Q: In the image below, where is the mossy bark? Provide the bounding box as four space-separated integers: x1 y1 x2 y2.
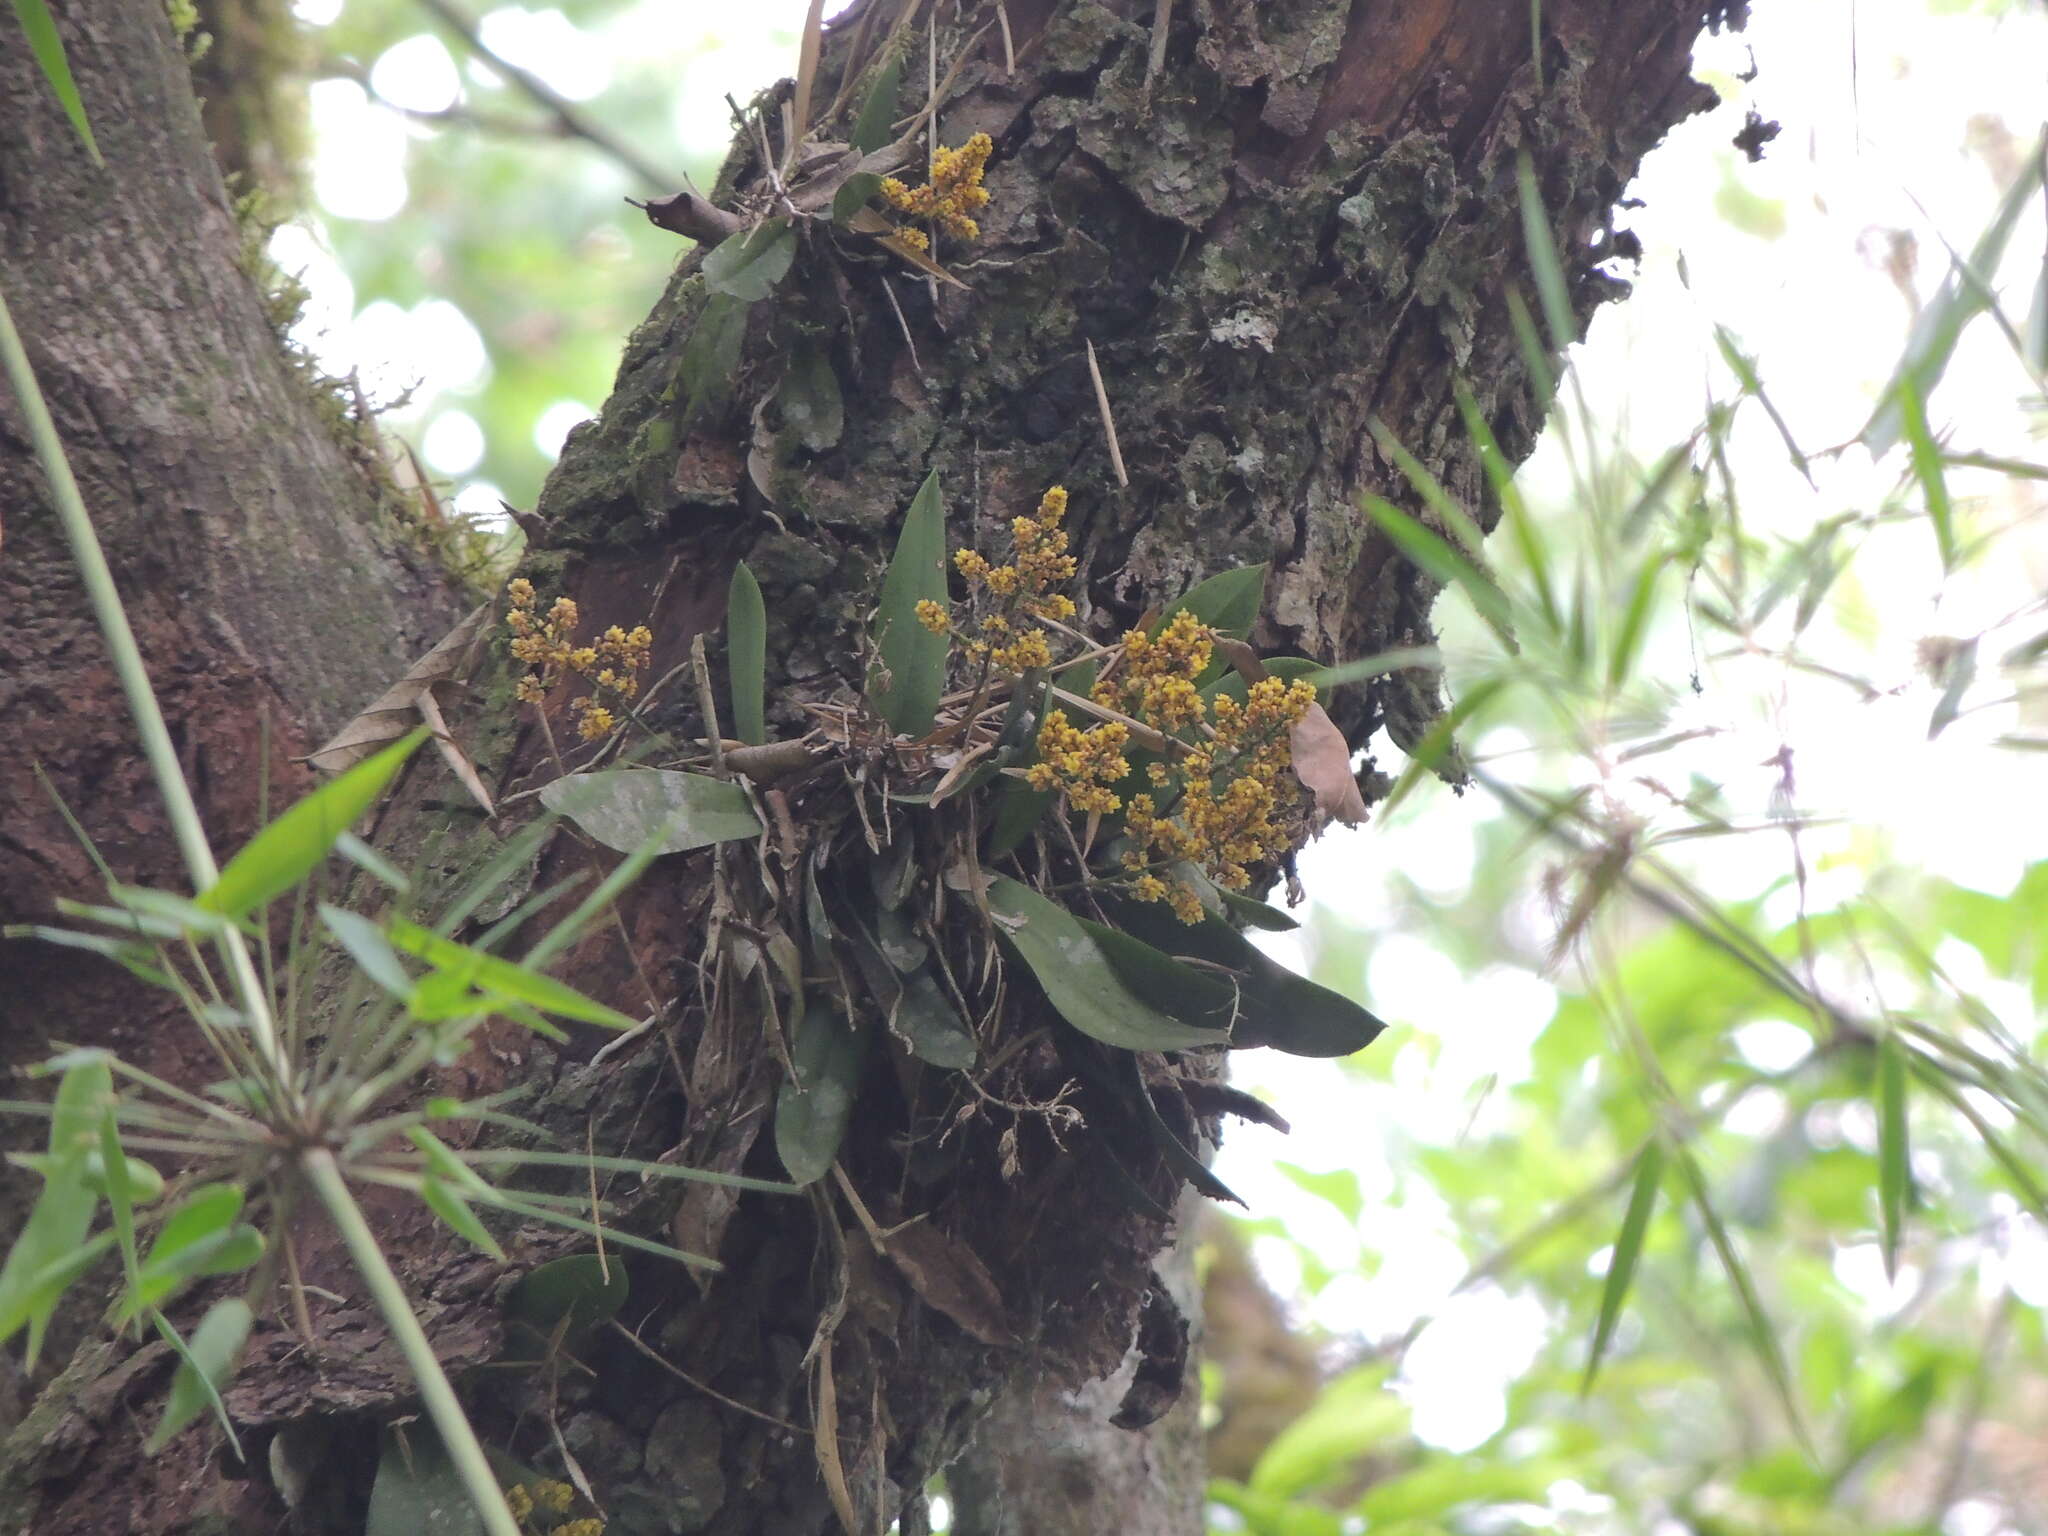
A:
0 1 1721 1533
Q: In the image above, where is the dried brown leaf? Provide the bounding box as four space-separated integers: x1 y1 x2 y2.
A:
1290 703 1368 825
815 1338 860 1536
414 690 494 816
1213 637 1265 682
839 205 971 289
789 0 827 156
304 603 491 775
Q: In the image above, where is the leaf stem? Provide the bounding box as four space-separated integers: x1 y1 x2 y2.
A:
300 1149 520 1536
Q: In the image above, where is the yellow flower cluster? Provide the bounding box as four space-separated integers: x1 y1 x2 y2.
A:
934 485 1077 673
505 1478 603 1534
1096 610 1210 730
506 578 653 742
1024 710 1129 814
1118 674 1316 918
881 132 993 243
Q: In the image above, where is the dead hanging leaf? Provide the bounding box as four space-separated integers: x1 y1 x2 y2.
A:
413 690 497 818
304 604 496 814
814 1338 860 1536
1290 703 1367 825
1213 637 1265 681
878 1218 1012 1348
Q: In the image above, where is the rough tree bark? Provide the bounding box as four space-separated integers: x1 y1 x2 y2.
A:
0 1 1727 1533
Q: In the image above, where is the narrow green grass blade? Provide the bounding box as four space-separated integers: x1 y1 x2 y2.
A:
1305 646 1442 691
1712 326 1813 485
1582 1138 1662 1394
1369 421 1489 557
727 560 767 746
1877 1033 1911 1281
1381 674 1508 815
147 1298 252 1454
200 729 428 917
1516 149 1574 351
11 0 102 166
97 1112 143 1327
1362 495 1517 650
1672 1145 1810 1453
1865 136 2045 454
1897 376 1955 572
1606 554 1664 692
1456 387 1559 633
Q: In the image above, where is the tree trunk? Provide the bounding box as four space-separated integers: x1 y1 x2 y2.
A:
0 1 1723 1533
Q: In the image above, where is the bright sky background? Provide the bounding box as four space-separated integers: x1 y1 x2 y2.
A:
282 0 2048 1479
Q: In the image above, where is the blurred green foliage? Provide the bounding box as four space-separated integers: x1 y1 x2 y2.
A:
292 0 802 509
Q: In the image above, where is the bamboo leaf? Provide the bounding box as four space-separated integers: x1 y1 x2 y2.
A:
1516 149 1575 350
0 1056 111 1365
540 767 763 854
386 919 638 1030
1304 646 1443 691
11 0 101 166
116 1230 264 1326
1865 138 2046 454
1369 421 1488 557
1362 495 1517 650
1380 675 1508 815
1607 553 1664 691
147 1297 253 1453
320 904 415 1001
1583 1140 1662 1393
727 561 768 746
868 469 950 736
97 1113 142 1318
1672 1145 1809 1451
2 924 172 985
700 217 796 302
1713 326 1813 484
200 730 428 917
420 1177 504 1261
987 877 1231 1053
1898 376 1956 572
1456 386 1558 629
1878 1034 1911 1281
